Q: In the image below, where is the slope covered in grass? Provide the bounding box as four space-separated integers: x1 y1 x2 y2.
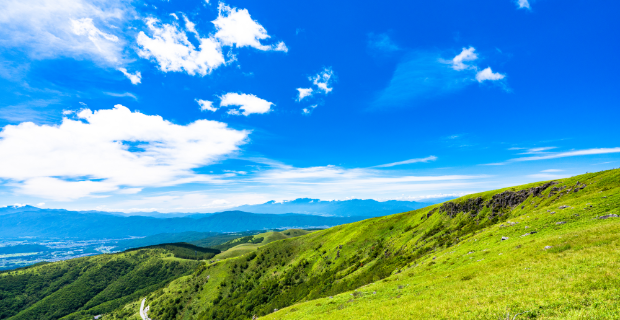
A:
125 243 220 261
211 229 313 260
0 247 202 320
92 170 620 319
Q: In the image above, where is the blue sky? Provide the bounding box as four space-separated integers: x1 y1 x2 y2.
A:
0 0 618 213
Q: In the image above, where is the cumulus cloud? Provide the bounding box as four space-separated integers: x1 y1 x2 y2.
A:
220 93 273 116
475 67 506 82
296 88 313 101
137 4 286 76
517 0 530 9
117 67 141 84
451 47 478 71
0 0 130 64
137 18 226 76
213 3 287 52
196 99 217 112
311 68 334 94
0 105 248 200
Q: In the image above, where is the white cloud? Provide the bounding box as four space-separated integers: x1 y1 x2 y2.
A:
0 105 249 200
541 169 563 173
213 3 287 52
182 14 198 36
103 92 138 100
117 67 141 84
452 47 478 71
118 188 142 194
70 18 120 62
302 105 317 115
475 67 505 82
220 93 273 116
196 99 217 112
517 0 530 9
518 147 556 154
16 177 118 201
137 18 226 76
170 13 179 20
512 148 620 162
296 88 313 101
0 0 131 64
137 4 286 76
311 68 334 93
373 156 438 168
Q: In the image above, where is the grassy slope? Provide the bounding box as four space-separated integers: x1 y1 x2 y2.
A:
105 169 620 319
0 246 201 320
190 231 263 249
212 230 312 260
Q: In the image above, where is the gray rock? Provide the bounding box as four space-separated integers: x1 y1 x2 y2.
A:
598 214 619 219
544 246 553 250
555 221 566 225
501 236 509 241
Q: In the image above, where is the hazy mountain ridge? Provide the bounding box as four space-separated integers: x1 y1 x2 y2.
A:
230 197 452 217
0 210 365 240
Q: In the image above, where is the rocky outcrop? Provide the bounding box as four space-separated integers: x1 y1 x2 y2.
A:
548 181 587 198
438 197 485 218
438 181 558 219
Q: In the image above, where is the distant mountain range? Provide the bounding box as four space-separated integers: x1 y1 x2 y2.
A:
230 197 453 217
0 198 452 240
0 209 364 240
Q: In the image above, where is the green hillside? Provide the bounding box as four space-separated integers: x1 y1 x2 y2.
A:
0 245 203 320
97 168 620 320
211 229 313 260
125 243 220 260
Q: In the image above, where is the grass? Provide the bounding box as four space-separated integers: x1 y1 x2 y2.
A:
87 169 620 319
212 229 312 260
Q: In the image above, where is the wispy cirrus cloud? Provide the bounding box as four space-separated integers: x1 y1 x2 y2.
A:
372 156 437 168
513 148 620 162
484 147 620 166
0 0 132 64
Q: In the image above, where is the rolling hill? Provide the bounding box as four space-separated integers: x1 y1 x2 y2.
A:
104 168 620 320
